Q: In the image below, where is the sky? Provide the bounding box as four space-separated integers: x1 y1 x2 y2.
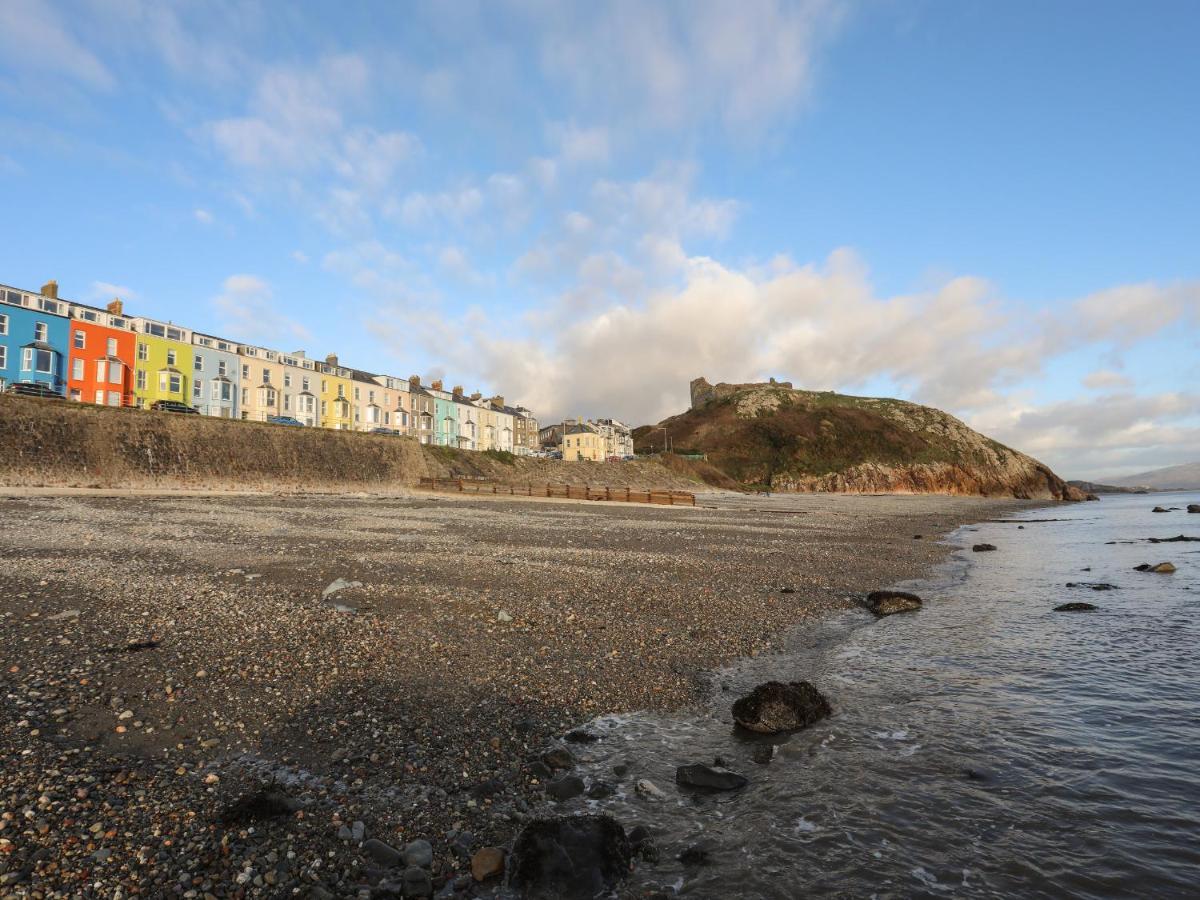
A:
1 0 1197 480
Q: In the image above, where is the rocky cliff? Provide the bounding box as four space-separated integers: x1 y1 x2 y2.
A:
638 379 1083 500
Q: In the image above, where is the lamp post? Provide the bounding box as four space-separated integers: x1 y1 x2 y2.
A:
657 426 670 455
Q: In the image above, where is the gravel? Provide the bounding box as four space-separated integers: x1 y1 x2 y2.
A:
0 489 1037 896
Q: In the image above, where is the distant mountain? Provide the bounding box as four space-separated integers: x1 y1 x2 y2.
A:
633 378 1083 499
1068 480 1148 495
1100 461 1200 491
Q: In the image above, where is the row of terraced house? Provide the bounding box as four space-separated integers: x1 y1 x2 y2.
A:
0 279 539 454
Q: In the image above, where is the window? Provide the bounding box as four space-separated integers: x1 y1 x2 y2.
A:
0 313 7 335
337 384 345 399
283 394 290 411
159 372 182 394
284 373 291 388
95 390 104 405
264 388 276 406
242 364 250 379
165 326 183 342
321 379 327 393
136 369 146 390
241 388 248 405
108 391 120 407
354 386 360 400
73 359 84 381
38 298 59 314
69 388 80 401
171 373 182 393
0 346 5 368
107 337 117 356
144 321 165 337
214 381 233 402
35 322 48 342
302 377 310 391
193 380 202 399
166 349 176 366
138 342 147 361
368 389 375 403
321 400 327 416
218 360 228 377
74 330 85 349
194 354 203 372
111 318 127 329
262 368 271 384
95 359 107 382
78 309 98 322
23 347 54 373
108 361 121 384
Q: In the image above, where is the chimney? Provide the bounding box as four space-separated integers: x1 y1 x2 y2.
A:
409 375 421 387
452 385 463 399
470 391 482 402
491 396 504 408
431 379 443 391
106 297 124 316
41 280 58 299
325 353 339 367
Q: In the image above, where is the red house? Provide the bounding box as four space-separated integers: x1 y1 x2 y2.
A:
66 298 137 406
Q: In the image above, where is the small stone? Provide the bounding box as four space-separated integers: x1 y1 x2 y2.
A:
118 710 134 720
470 847 504 882
635 779 667 801
972 543 998 552
351 820 365 843
362 838 404 868
546 775 585 802
1054 602 1097 612
402 865 432 897
204 773 219 785
403 839 433 869
541 747 574 771
675 764 748 791
496 610 513 623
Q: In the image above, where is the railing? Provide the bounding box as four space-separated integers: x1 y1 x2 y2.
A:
418 477 695 506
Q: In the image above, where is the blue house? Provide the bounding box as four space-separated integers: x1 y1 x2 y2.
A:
0 281 71 395
190 332 242 418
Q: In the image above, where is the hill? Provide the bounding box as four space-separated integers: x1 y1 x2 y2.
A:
632 378 1082 499
1099 461 1200 491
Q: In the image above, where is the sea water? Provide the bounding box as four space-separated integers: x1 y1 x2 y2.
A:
572 492 1200 898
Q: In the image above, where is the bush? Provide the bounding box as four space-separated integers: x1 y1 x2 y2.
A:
483 449 517 466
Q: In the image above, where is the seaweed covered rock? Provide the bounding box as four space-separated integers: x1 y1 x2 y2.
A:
865 590 923 616
508 815 632 900
731 681 831 734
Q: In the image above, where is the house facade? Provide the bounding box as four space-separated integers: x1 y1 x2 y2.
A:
425 381 460 446
0 281 70 395
191 332 241 419
373 374 412 434
592 418 634 458
511 405 538 455
132 316 193 408
562 422 605 461
406 376 436 443
67 299 136 407
318 356 353 429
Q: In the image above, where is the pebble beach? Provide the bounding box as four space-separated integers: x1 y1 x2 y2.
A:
0 489 1040 897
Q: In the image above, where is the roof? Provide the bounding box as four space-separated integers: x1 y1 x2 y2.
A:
565 422 598 435
21 341 59 352
349 368 380 384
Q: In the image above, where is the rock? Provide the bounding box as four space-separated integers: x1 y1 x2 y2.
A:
508 815 632 900
220 786 300 824
351 820 366 843
1188 505 1199 513
470 847 504 882
751 745 776 765
679 845 710 866
587 780 615 799
676 764 748 791
1136 562 1177 573
47 608 81 621
496 610 513 623
363 839 404 868
470 777 505 799
1147 535 1200 543
545 775 585 802
635 779 668 801
1054 602 1097 612
1152 506 1169 513
541 747 575 771
402 865 432 897
403 839 433 869
779 587 796 594
731 681 831 734
1065 582 1116 591
321 577 362 598
972 543 997 552
337 824 353 841
864 590 922 616
564 729 598 743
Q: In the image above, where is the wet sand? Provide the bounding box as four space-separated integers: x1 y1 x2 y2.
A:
0 490 1044 897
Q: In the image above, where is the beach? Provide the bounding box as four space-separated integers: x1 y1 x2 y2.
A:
0 489 1039 897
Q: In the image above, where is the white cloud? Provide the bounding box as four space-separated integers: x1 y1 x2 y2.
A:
548 122 611 165
194 208 214 225
0 0 115 90
291 250 309 265
88 281 138 302
390 186 484 228
211 274 311 345
1082 369 1133 390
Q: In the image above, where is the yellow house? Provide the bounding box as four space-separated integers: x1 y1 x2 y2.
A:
319 354 354 430
562 422 605 461
132 317 193 408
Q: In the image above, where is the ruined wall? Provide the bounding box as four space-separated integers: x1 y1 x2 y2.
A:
689 376 794 410
0 395 432 491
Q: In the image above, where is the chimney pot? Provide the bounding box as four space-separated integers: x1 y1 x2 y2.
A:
325 353 339 367
106 297 124 316
409 375 421 386
431 379 443 391
41 280 58 299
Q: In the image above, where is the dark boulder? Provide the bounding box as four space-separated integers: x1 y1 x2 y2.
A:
564 729 599 743
675 764 748 792
1188 505 1200 513
678 845 710 866
865 590 922 616
1054 602 1097 612
541 747 575 771
1147 535 1200 543
545 775 585 802
732 681 831 734
1152 506 1169 513
1136 562 1177 573
509 815 632 900
972 543 998 552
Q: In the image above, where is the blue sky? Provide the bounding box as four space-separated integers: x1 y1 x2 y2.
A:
1 0 1197 478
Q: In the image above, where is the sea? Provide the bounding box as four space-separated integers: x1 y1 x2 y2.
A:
573 491 1200 898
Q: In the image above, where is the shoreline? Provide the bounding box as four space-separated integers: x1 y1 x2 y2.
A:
0 491 1050 897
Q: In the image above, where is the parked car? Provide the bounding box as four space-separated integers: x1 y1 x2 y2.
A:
266 415 305 426
369 427 400 435
549 450 563 460
150 399 199 414
4 382 65 400
622 455 636 461
606 455 622 463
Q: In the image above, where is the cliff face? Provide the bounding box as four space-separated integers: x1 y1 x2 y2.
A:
638 380 1083 500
